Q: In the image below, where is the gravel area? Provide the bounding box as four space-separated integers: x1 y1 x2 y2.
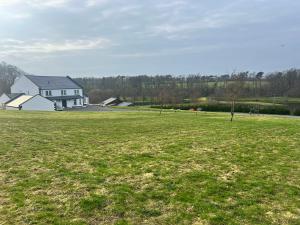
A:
64 105 132 112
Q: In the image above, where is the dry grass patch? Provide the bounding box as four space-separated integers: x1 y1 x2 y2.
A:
0 110 299 225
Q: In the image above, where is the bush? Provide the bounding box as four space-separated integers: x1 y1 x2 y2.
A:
151 103 292 116
260 107 290 115
293 109 300 116
133 101 155 106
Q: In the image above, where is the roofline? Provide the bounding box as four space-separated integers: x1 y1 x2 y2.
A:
6 95 33 107
67 76 84 89
40 88 83 90
46 95 83 100
20 94 53 106
25 74 83 90
0 93 8 98
24 74 40 88
4 93 25 104
19 95 34 106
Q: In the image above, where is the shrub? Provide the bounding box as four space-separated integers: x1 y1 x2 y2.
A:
151 103 291 116
260 107 290 115
293 109 300 116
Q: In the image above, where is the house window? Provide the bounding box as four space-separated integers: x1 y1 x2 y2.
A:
61 90 67 96
45 90 52 96
74 99 77 105
74 90 80 95
79 99 82 105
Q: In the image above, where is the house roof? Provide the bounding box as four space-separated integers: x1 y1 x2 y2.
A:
118 102 133 107
102 97 120 106
7 93 24 100
5 93 25 104
25 75 81 90
6 95 33 108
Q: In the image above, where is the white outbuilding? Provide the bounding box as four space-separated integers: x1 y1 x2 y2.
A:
6 95 55 111
0 93 24 109
0 93 10 109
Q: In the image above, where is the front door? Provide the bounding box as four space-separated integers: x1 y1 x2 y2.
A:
62 100 67 108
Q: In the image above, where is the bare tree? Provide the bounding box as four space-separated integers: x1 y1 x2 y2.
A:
226 73 246 122
0 62 26 95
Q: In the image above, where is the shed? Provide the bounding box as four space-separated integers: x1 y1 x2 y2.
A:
101 97 122 106
0 93 24 109
0 93 10 109
118 102 133 107
6 95 55 111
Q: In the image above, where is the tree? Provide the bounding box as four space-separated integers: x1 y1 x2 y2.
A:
0 62 26 95
226 73 246 122
255 72 264 97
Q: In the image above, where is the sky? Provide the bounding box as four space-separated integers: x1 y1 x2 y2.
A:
0 0 300 77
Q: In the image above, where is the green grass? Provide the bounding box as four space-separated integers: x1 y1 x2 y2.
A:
0 110 299 225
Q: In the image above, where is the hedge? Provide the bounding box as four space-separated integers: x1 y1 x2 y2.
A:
151 103 293 116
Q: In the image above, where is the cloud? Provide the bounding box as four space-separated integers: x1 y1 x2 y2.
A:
0 38 113 56
145 0 274 40
86 0 110 7
156 0 187 8
0 11 32 20
0 0 70 8
112 44 223 58
1 0 299 75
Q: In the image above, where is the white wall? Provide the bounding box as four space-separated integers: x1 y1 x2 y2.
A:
11 76 39 95
22 95 55 111
84 96 89 105
0 94 10 109
41 89 83 97
0 94 10 104
55 100 63 110
65 99 83 108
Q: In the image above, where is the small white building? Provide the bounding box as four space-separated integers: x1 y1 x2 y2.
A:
0 94 10 109
101 97 122 106
101 97 132 107
0 93 24 109
11 75 89 110
117 102 133 107
6 95 55 111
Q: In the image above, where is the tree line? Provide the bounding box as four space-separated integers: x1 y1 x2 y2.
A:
75 69 300 104
1 62 299 104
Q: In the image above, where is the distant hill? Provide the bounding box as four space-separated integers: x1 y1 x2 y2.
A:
0 62 26 95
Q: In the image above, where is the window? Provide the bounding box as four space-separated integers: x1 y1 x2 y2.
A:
61 90 67 96
79 99 82 105
74 99 77 105
45 90 52 96
74 90 80 95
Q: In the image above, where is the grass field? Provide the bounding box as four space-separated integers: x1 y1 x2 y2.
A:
0 111 299 225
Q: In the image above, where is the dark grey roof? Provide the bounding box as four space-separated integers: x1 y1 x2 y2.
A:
46 95 82 100
25 75 82 90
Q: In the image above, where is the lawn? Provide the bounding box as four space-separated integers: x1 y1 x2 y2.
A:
0 110 299 225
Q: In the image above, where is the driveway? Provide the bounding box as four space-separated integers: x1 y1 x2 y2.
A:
64 105 131 112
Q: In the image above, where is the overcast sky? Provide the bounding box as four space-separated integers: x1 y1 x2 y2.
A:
0 0 299 77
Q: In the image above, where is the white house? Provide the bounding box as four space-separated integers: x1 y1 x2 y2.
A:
11 75 88 110
0 93 24 109
6 95 55 111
